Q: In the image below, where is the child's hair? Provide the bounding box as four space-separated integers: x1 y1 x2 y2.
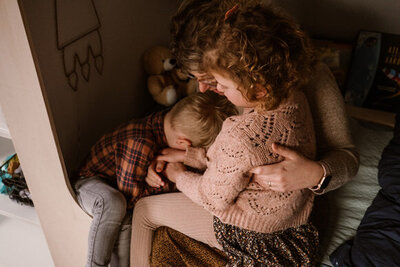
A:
171 0 253 72
169 91 238 148
203 2 316 110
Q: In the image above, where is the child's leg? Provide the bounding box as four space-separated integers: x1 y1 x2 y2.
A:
110 212 132 267
74 176 128 267
130 192 221 267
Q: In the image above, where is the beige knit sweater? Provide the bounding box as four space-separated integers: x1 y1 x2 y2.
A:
176 89 316 233
303 63 359 193
184 63 360 195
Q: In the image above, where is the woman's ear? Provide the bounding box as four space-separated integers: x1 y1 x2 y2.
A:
255 84 267 99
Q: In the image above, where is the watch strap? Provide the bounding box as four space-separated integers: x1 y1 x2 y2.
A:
309 163 332 193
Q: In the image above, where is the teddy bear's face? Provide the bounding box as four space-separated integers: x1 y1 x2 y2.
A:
143 46 177 75
143 45 199 106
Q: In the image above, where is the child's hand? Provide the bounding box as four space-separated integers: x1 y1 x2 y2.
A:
156 148 186 163
145 160 166 188
164 162 186 183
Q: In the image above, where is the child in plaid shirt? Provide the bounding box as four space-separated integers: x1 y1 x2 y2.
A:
73 91 237 267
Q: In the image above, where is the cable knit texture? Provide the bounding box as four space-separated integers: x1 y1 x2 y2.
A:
183 64 359 195
176 89 316 233
184 147 207 171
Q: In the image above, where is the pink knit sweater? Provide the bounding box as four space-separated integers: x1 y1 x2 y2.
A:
177 89 316 233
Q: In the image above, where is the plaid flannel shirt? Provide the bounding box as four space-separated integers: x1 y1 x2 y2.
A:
78 110 176 207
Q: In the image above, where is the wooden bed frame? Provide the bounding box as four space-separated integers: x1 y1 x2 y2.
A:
345 104 396 128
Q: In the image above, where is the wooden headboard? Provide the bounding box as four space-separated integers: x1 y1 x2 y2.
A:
346 104 396 128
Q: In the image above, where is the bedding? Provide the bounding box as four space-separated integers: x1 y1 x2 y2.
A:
329 117 400 266
150 118 395 266
312 118 394 266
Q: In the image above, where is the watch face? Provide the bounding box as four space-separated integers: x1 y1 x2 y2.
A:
320 175 332 190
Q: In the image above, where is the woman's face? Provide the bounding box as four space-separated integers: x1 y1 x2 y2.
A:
211 71 256 108
190 71 223 95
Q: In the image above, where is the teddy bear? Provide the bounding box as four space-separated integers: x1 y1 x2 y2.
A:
143 46 198 106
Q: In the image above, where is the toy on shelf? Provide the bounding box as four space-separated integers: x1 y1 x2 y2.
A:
0 154 33 206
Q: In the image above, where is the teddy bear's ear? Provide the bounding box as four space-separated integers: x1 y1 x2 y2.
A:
143 46 173 75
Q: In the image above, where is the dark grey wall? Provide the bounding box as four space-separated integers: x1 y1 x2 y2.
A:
19 0 178 172
19 0 400 174
273 0 400 41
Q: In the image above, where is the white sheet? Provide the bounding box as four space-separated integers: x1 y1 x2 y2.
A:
314 119 394 266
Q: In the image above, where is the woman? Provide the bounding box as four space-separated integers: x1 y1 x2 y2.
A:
132 0 359 266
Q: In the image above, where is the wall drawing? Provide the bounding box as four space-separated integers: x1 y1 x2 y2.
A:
55 0 104 90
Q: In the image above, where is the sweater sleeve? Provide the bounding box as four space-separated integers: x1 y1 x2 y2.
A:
183 147 207 171
175 123 254 212
305 63 360 193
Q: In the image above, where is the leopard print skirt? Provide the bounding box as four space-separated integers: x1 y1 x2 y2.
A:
213 217 319 267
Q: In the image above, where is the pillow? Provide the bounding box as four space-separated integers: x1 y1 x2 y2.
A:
312 118 394 266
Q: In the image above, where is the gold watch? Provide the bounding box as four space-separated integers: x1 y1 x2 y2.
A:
310 163 331 192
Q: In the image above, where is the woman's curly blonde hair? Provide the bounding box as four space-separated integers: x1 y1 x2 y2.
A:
203 2 317 110
171 0 255 72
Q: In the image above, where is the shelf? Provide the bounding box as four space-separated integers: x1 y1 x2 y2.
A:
346 104 396 128
0 106 11 139
0 136 15 163
0 135 39 225
0 127 11 139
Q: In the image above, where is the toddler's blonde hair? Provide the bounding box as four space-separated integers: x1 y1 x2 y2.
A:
169 91 237 148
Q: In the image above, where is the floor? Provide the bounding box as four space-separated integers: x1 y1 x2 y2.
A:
0 136 54 267
0 214 54 267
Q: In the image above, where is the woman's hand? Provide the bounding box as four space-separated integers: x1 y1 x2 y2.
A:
156 148 186 163
145 160 166 188
164 162 186 183
249 143 324 192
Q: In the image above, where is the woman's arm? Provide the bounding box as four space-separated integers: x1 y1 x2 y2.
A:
250 63 359 194
305 63 359 193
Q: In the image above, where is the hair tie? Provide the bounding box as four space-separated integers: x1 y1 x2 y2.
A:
224 4 239 21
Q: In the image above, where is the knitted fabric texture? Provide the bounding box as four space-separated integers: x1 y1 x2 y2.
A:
184 147 207 171
303 63 359 193
176 89 316 233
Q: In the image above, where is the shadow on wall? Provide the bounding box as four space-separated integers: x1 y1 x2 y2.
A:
19 0 178 177
273 0 400 41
